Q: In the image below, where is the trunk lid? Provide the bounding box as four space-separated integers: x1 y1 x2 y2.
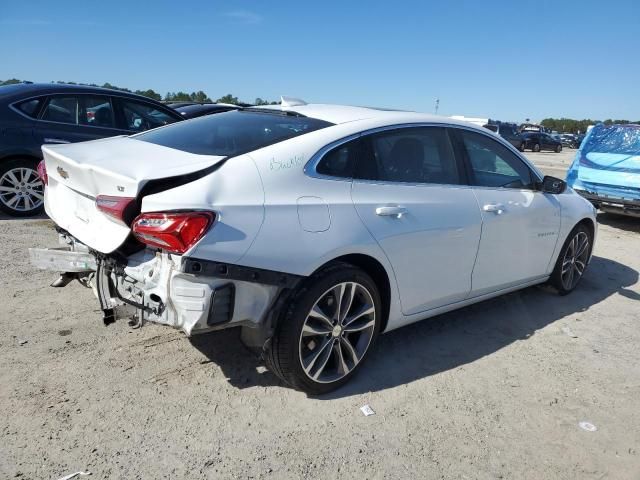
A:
43 136 225 253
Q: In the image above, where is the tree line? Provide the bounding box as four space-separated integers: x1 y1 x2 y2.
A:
539 117 639 134
0 78 278 106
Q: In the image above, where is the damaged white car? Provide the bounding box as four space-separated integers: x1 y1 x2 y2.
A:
31 99 597 393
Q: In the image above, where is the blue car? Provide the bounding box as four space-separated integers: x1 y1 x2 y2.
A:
566 123 640 217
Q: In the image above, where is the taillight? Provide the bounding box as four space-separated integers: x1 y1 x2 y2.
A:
96 195 136 225
132 211 215 254
37 160 48 185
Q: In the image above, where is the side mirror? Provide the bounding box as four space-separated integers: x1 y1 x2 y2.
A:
541 175 567 194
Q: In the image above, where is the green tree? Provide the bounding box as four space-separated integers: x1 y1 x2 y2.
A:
165 91 193 102
190 91 211 103
216 94 239 105
0 78 24 85
134 89 162 101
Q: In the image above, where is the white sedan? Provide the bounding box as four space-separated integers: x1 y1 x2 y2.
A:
31 98 597 393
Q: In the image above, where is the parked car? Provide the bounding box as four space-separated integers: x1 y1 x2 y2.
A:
566 123 640 217
483 122 525 151
560 133 578 148
30 103 596 393
522 132 563 152
520 123 550 134
172 103 239 119
0 83 183 216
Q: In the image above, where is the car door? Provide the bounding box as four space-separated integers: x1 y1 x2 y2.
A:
453 128 561 296
34 94 126 146
351 126 482 315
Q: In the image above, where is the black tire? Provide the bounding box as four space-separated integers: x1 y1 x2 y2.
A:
549 224 592 295
0 157 45 217
555 144 562 153
265 262 382 394
518 142 526 152
533 143 541 152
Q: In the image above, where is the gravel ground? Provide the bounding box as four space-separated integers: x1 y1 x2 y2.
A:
1 151 639 479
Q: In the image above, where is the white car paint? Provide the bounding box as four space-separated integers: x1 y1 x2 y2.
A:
38 103 597 337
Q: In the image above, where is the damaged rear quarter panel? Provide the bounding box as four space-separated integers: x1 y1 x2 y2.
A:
139 153 266 265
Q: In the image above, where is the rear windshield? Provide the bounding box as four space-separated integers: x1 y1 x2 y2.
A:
135 110 333 156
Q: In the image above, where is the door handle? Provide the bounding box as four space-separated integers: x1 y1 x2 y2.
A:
375 206 407 218
43 138 70 144
483 203 505 215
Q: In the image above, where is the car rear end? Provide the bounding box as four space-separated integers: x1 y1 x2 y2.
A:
30 110 333 337
566 124 640 217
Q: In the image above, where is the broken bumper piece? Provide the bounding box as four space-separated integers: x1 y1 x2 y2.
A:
29 242 302 336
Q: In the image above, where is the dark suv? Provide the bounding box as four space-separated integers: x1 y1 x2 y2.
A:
521 132 563 153
482 122 525 151
0 83 183 216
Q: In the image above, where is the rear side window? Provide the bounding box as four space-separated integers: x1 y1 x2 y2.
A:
41 96 79 124
40 95 115 127
15 98 43 118
316 139 360 178
136 110 333 156
355 127 461 185
120 100 178 132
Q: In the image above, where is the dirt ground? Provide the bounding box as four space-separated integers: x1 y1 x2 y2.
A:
1 150 639 479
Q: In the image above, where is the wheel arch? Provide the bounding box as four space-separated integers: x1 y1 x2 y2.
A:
313 253 393 333
576 216 595 239
0 153 42 165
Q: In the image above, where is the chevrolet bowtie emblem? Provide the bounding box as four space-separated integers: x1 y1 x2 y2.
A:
57 166 69 179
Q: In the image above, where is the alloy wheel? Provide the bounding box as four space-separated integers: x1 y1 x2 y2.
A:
298 282 376 384
0 167 44 213
561 231 589 290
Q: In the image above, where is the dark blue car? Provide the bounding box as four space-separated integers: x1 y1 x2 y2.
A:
0 83 183 216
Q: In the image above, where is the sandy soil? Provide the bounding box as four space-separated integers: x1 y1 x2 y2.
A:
1 152 639 479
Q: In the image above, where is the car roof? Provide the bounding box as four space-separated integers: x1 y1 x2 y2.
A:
255 102 475 127
177 104 237 113
0 82 165 104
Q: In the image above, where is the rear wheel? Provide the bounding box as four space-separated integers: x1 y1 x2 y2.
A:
0 158 44 217
556 144 562 153
533 143 541 152
518 142 525 152
549 225 592 295
266 263 381 394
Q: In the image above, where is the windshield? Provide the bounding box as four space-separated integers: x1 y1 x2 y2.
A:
135 110 333 156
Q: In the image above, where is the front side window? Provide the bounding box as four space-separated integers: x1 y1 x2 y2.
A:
41 96 79 124
355 127 460 185
459 129 534 189
136 110 333 156
121 100 178 132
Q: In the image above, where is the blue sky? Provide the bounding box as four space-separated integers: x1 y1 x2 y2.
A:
1 0 639 121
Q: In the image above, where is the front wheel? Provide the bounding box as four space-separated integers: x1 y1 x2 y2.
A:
533 143 541 152
0 158 45 217
556 144 563 153
549 225 592 295
266 263 381 394
518 142 526 152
